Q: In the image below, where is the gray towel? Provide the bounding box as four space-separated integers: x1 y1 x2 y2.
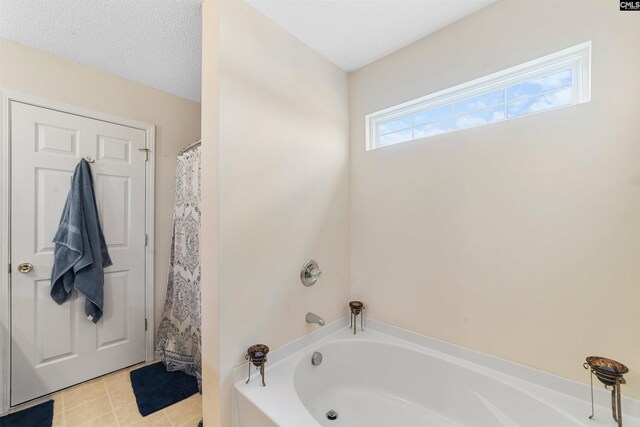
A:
50 159 112 323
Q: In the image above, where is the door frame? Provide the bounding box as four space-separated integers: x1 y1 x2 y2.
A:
0 91 156 414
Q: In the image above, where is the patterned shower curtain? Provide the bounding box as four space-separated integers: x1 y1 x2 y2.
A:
156 147 201 389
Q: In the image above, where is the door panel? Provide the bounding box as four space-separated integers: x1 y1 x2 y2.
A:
36 123 79 156
36 168 74 253
10 101 148 405
96 174 130 247
98 271 129 348
35 278 75 364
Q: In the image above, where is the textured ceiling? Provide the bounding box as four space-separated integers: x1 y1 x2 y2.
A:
246 0 497 71
0 0 496 101
0 0 202 101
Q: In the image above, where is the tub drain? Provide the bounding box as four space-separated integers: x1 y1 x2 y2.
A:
326 410 338 420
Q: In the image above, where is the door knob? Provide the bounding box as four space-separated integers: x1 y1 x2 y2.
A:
17 263 33 273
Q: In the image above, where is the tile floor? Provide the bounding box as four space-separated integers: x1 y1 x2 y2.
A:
41 364 201 427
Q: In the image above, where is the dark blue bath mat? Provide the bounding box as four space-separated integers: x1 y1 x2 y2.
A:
0 400 53 427
130 362 199 416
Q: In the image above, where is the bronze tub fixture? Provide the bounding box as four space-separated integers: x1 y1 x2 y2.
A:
349 301 365 335
245 344 269 386
583 356 628 426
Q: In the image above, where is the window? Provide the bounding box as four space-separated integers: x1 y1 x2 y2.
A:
366 42 591 150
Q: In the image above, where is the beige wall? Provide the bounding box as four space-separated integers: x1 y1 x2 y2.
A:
350 0 640 398
0 38 202 336
200 0 221 425
201 1 350 425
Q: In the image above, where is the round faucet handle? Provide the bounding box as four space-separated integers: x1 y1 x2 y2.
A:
309 267 321 279
301 260 322 286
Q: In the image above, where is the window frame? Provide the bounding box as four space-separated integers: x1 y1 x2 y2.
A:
365 41 592 151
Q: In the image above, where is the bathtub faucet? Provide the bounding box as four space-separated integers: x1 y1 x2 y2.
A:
305 312 325 327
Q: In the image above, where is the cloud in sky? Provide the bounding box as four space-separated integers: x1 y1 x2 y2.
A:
508 87 571 117
455 108 505 129
415 118 453 138
378 115 412 135
507 69 572 101
455 89 503 115
376 68 574 147
414 104 452 126
529 87 572 112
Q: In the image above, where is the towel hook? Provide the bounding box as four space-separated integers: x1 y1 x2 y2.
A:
85 156 95 163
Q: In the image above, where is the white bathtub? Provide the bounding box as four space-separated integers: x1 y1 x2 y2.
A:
233 319 640 427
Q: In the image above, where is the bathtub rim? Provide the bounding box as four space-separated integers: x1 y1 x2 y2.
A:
233 316 640 422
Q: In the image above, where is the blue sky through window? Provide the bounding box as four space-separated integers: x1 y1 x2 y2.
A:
507 69 572 102
369 42 588 150
376 70 574 143
415 117 453 138
378 116 412 135
455 106 505 129
454 89 503 115
379 128 413 147
414 104 452 125
508 87 572 118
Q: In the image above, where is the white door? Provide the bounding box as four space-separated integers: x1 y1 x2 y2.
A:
10 101 148 405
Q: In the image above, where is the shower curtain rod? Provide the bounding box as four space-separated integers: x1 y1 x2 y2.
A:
179 139 201 156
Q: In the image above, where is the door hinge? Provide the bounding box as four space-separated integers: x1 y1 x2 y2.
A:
8 263 11 274
138 148 150 161
145 318 148 331
145 234 149 246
